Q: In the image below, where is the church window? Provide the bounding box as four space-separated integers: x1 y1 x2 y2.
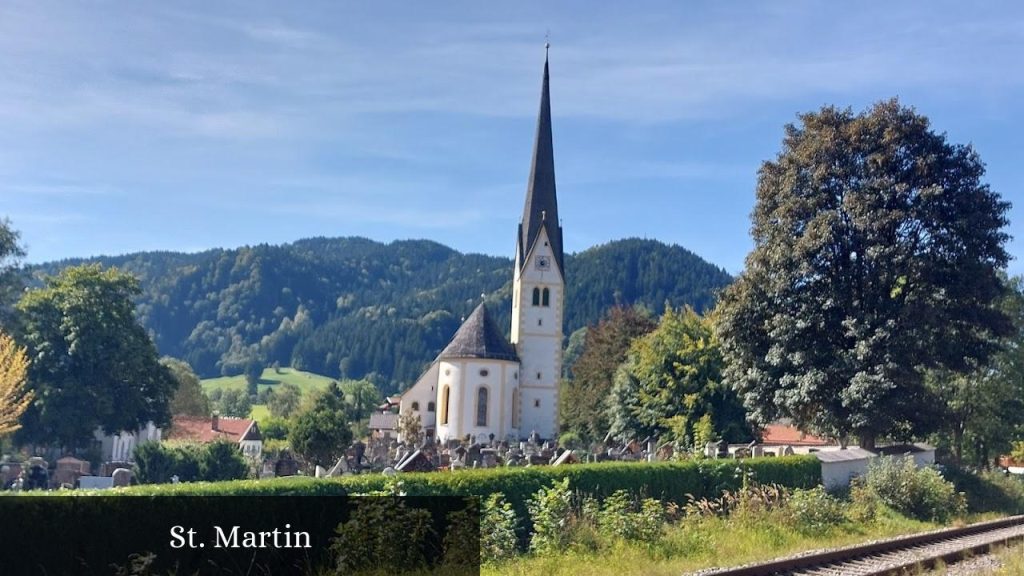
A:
512 388 520 427
480 368 489 377
476 387 489 427
542 288 550 307
428 402 435 412
440 386 450 425
534 399 541 408
411 402 420 411
537 372 542 380
532 287 540 306
538 318 542 326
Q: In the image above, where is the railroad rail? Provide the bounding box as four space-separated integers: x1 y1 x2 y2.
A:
691 515 1024 576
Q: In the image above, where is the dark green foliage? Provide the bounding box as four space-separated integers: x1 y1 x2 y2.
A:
108 456 821 522
134 440 247 484
162 357 210 417
863 457 965 522
30 237 731 394
562 306 656 442
134 442 201 483
289 383 353 468
244 358 262 396
0 218 25 329
718 100 1012 449
15 265 177 449
607 307 751 446
268 382 302 418
215 388 251 417
929 276 1024 467
330 498 434 574
260 417 290 440
944 467 1024 514
198 439 250 481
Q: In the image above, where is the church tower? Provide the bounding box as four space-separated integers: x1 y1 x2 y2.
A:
511 47 563 440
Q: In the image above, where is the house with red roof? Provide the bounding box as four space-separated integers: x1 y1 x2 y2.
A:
164 413 263 459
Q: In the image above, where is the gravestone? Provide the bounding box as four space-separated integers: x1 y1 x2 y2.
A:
111 468 132 488
397 451 434 473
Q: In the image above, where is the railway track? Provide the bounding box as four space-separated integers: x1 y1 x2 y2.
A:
691 515 1024 576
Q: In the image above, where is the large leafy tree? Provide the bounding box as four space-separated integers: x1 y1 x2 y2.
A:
0 331 33 437
562 306 656 442
929 275 1024 467
717 100 1012 449
16 264 177 449
0 218 26 329
606 307 750 446
162 357 211 417
289 382 352 469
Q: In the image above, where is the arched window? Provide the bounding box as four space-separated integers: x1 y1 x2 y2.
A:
476 387 489 427
427 401 436 412
440 386 450 425
542 287 550 307
411 402 420 411
532 287 541 306
511 388 520 428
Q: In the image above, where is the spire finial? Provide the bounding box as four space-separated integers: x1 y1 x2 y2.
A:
545 30 550 58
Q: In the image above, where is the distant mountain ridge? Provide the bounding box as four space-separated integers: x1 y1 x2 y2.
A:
31 236 732 394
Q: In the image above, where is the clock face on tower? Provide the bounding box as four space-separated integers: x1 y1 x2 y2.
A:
535 255 551 271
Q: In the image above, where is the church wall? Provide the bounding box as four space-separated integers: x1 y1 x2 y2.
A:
399 363 438 440
436 358 517 444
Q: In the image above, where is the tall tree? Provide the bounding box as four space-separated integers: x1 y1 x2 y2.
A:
16 265 177 449
0 331 32 437
268 382 302 418
162 357 211 417
562 306 656 442
289 382 352 469
717 100 1012 449
0 218 26 329
929 275 1024 467
606 307 750 446
339 378 380 422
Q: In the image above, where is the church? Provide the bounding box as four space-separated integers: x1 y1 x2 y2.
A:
399 50 564 444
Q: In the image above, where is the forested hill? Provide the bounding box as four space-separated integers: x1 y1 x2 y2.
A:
32 237 732 394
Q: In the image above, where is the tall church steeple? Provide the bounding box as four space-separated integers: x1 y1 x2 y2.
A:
518 45 564 275
510 45 564 440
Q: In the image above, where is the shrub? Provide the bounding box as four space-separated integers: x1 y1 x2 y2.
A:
864 457 966 522
528 478 573 554
101 455 821 515
329 498 433 574
597 489 664 542
199 439 250 481
944 467 1024 514
480 494 519 562
787 486 846 533
847 477 881 523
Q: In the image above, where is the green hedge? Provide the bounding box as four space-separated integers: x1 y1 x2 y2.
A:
68 455 820 513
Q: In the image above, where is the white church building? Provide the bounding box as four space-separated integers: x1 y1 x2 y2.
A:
400 51 564 444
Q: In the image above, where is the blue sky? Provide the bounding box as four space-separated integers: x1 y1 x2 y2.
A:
1 1 1022 275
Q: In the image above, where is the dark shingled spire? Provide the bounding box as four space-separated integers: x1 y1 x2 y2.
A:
518 47 564 274
438 303 519 361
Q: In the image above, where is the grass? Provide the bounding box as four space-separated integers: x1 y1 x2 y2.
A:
201 367 335 395
991 543 1024 575
201 367 334 421
484 508 939 576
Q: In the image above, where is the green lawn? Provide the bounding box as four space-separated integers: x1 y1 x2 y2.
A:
201 367 335 395
201 367 335 422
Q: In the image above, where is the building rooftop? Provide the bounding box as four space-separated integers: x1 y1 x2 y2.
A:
438 303 519 362
165 415 261 444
